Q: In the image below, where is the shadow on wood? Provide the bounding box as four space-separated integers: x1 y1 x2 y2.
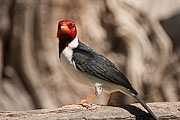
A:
0 102 179 120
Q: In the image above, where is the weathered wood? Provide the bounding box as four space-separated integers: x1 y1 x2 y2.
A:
0 102 179 120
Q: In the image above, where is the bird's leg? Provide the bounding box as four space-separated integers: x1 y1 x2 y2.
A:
78 94 97 108
107 92 116 105
78 83 102 108
79 93 97 104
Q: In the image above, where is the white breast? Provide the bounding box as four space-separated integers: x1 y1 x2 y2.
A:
61 49 93 87
60 36 94 87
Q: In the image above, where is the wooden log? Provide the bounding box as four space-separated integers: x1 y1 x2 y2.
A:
0 102 179 120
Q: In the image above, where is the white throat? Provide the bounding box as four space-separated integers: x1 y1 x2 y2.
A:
61 36 79 64
68 35 79 49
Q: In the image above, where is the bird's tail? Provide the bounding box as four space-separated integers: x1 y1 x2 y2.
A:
131 93 157 120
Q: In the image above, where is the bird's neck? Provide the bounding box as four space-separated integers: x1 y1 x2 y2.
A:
59 35 79 57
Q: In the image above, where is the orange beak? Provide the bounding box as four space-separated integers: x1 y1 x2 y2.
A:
61 24 69 31
57 24 69 38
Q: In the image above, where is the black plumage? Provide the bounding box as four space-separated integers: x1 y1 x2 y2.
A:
72 41 138 95
59 34 74 57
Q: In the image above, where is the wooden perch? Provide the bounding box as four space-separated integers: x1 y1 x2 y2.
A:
0 102 179 120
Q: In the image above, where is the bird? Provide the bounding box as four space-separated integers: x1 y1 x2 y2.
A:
57 20 157 120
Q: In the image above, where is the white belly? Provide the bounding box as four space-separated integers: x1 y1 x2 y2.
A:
61 53 95 88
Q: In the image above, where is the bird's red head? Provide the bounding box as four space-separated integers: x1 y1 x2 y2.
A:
57 20 77 40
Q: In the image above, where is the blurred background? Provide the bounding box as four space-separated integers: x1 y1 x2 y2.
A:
0 0 180 111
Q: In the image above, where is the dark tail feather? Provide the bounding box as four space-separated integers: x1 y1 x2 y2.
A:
131 93 157 120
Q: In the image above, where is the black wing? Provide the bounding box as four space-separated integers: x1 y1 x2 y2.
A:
72 41 138 94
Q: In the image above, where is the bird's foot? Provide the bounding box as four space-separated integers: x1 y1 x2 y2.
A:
76 101 98 109
78 102 93 109
76 94 97 109
107 100 116 106
77 99 94 109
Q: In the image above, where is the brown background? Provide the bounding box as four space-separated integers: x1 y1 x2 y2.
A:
0 0 180 110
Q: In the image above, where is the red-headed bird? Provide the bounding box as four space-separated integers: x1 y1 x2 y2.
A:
57 20 157 120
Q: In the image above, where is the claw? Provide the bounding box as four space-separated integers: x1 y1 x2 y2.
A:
78 103 92 109
77 93 97 109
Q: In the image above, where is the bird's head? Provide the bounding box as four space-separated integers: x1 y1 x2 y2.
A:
57 20 77 41
57 20 78 57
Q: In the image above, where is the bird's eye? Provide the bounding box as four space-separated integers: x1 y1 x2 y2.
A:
69 24 74 29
